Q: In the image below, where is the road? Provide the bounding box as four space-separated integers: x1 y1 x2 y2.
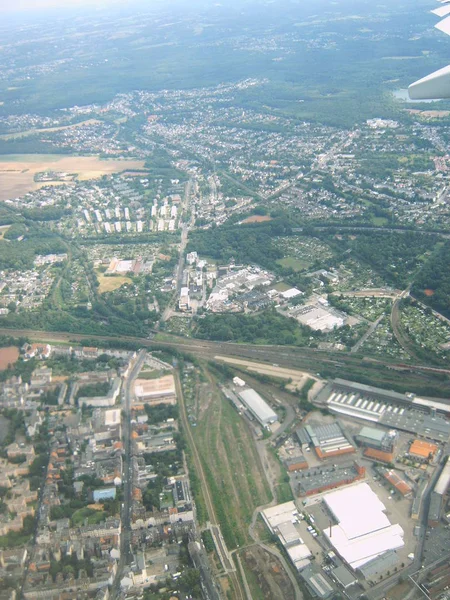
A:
110 349 147 599
162 179 192 322
351 314 383 354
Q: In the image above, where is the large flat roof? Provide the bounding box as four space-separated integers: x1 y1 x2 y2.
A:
323 482 404 570
434 458 450 496
238 388 278 425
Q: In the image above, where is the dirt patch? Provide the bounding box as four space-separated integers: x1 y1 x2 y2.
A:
0 346 19 370
96 272 132 293
424 288 435 297
242 546 295 600
0 155 147 201
241 215 273 224
215 355 317 389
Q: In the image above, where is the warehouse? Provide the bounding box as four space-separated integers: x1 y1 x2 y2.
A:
428 457 450 526
261 502 312 571
322 483 404 571
300 423 355 460
237 388 278 426
355 426 397 452
134 374 176 405
318 379 450 441
300 566 334 599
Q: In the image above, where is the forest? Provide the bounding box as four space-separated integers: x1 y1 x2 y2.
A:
187 218 292 270
331 231 438 288
194 309 307 345
412 241 450 318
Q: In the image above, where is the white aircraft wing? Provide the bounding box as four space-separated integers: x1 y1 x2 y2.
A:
409 3 450 99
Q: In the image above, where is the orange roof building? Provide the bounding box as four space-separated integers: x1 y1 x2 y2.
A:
381 469 413 497
409 440 438 460
363 448 394 464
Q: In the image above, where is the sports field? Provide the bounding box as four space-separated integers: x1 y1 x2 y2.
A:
96 272 132 294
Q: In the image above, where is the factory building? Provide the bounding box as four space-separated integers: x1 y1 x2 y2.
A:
317 379 450 441
298 423 355 460
355 426 397 452
261 502 312 572
237 388 278 427
322 482 404 573
299 565 334 599
293 461 365 497
408 439 438 463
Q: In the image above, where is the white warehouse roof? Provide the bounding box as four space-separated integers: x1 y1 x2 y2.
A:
323 483 404 570
238 388 278 426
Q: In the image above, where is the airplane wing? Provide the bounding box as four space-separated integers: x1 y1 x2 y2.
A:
408 1 450 99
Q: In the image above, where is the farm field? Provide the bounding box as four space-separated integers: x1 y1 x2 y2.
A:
96 272 132 294
195 368 272 549
0 154 147 200
0 346 19 370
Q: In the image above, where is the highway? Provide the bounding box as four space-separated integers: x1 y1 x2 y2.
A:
110 349 147 600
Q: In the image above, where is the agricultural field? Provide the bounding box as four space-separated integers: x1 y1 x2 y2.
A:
0 154 146 200
399 302 450 359
194 367 272 549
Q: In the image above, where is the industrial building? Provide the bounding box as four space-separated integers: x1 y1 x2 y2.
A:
330 565 357 590
322 483 404 572
408 439 438 462
317 379 450 441
299 565 334 599
237 388 278 427
293 461 365 497
261 502 312 571
376 467 413 497
354 426 397 452
297 423 355 460
134 375 176 405
428 456 450 527
363 448 394 464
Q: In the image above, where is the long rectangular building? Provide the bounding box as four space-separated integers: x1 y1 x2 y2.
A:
317 379 450 441
238 388 278 426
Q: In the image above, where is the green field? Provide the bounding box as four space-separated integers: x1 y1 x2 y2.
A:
276 257 309 272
